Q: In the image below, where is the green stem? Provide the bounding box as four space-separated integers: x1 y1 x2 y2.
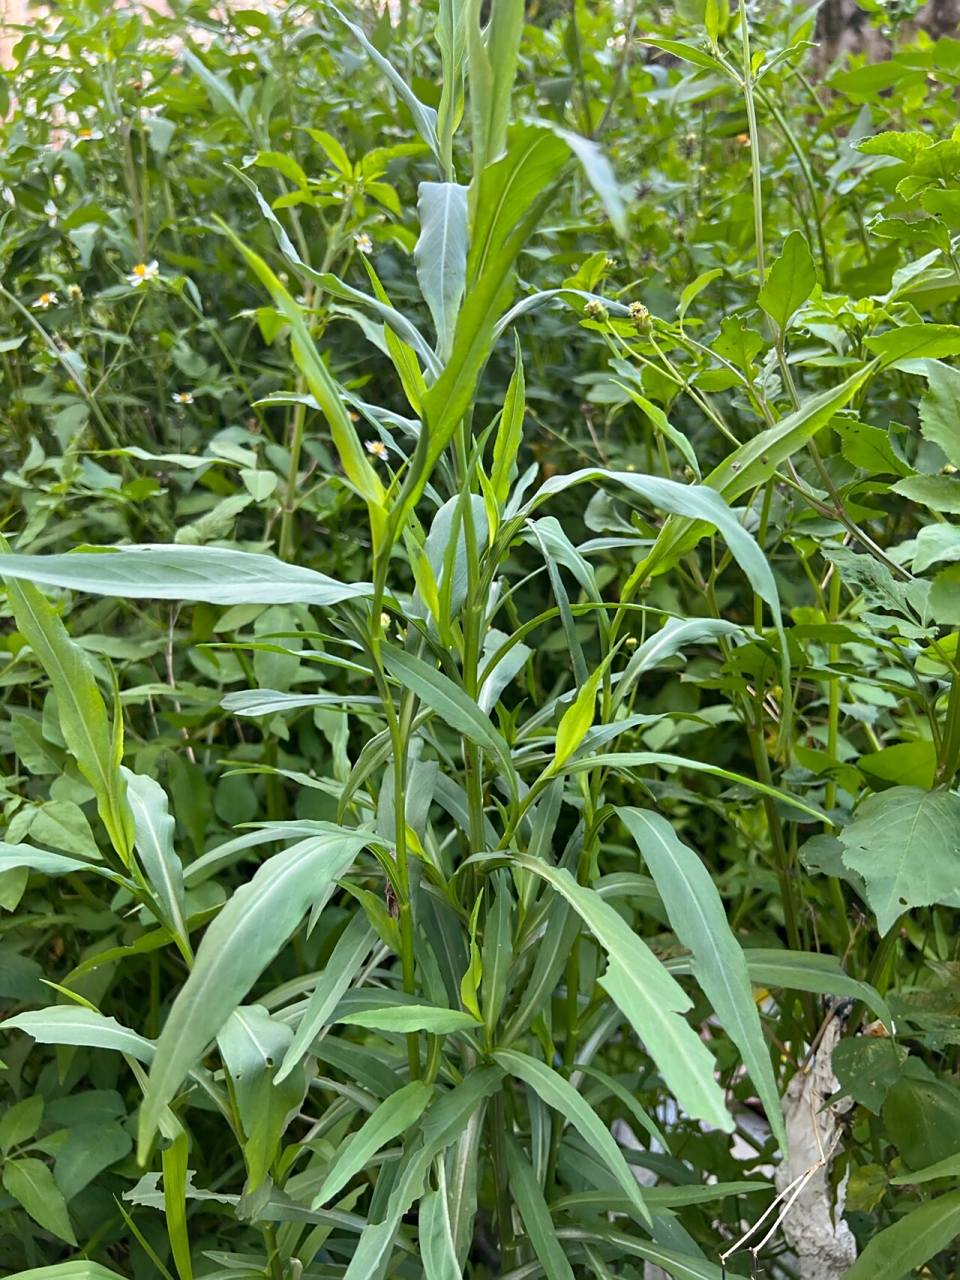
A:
739 10 765 285
825 569 842 818
279 394 307 562
937 638 960 786
490 1093 515 1268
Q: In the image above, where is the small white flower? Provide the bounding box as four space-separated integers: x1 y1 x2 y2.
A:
67 283 83 301
74 125 103 143
127 259 159 287
0 185 15 207
44 199 58 227
365 439 388 460
354 232 373 254
33 291 59 309
53 173 66 193
171 391 194 405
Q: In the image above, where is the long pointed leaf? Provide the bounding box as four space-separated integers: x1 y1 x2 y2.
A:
495 1050 651 1225
415 182 469 360
0 546 371 605
618 808 786 1152
138 830 369 1158
312 1081 434 1208
511 857 732 1132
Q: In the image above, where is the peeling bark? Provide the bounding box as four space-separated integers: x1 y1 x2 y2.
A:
773 1019 857 1280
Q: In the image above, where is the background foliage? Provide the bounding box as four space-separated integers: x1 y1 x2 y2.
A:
1 1 960 1277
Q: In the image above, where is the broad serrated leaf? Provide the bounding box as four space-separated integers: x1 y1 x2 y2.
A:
838 787 960 933
3 1158 76 1244
865 323 960 366
758 229 816 331
919 360 960 467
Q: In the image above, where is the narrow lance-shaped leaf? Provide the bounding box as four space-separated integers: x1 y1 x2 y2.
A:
222 689 380 717
160 1130 193 1280
545 123 627 237
0 842 132 889
276 912 376 1083
213 219 386 548
328 2 440 162
342 1068 503 1279
630 363 875 591
313 1080 434 1208
561 751 825 822
551 650 616 771
467 0 524 175
384 125 568 549
505 1135 576 1280
490 332 525 507
231 164 441 377
615 617 742 707
217 1005 305 1193
521 469 780 620
2 565 134 864
382 646 518 802
495 1050 650 1225
6 1264 125 1279
138 829 369 1159
419 1159 461 1280
437 0 466 177
0 545 372 606
745 950 894 1031
415 182 469 361
841 1189 960 1280
618 808 787 1152
122 768 191 960
510 856 733 1132
337 1005 480 1034
2 1006 156 1062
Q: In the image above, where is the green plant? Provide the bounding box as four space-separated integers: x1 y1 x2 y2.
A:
2 2 960 1278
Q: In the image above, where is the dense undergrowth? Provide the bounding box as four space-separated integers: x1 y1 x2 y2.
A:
1 1 960 1277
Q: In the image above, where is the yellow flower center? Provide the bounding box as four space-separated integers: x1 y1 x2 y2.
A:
132 263 148 277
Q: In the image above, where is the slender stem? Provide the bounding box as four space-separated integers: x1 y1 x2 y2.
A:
279 393 307 563
739 8 765 286
0 284 122 449
490 1093 515 1268
824 570 842 818
937 638 960 786
368 623 421 1079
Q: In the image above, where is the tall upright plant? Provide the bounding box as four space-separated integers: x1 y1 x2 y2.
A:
3 3 956 1278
